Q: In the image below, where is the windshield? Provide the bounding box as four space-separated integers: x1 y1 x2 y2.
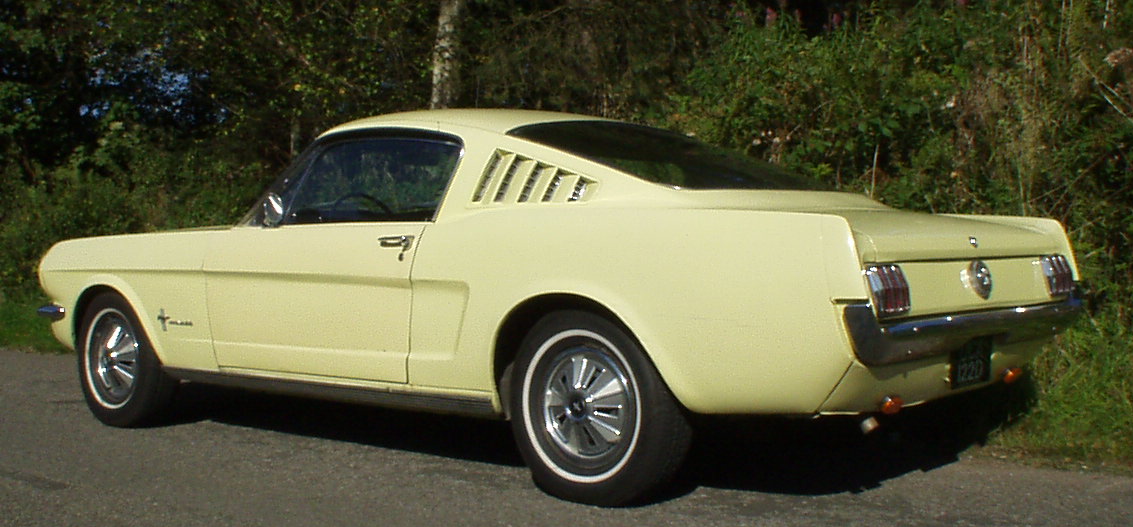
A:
508 121 826 191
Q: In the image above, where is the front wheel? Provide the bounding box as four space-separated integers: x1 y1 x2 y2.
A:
510 311 691 506
78 293 178 427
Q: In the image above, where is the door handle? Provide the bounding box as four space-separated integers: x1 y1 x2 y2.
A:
378 235 415 260
379 235 414 248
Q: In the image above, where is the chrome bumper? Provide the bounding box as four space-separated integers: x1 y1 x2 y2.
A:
844 293 1083 366
37 304 66 322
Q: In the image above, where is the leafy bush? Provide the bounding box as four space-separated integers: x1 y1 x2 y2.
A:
0 118 269 294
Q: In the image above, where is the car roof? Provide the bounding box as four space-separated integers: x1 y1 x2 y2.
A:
321 108 613 137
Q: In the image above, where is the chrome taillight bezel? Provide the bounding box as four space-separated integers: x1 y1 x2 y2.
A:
864 264 911 318
1039 254 1074 297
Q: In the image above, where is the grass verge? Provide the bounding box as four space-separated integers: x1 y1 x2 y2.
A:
982 320 1133 472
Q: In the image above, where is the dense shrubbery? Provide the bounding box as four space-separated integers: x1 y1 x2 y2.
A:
669 0 1132 463
0 121 269 295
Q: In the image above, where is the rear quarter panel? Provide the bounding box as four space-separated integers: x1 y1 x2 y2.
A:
410 204 868 414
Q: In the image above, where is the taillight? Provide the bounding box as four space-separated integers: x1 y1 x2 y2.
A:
864 264 911 317
1039 254 1074 296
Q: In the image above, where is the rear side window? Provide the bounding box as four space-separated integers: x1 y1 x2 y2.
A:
508 121 825 191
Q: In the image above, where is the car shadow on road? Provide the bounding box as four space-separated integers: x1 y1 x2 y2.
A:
672 381 1035 497
165 381 525 467
162 379 1033 503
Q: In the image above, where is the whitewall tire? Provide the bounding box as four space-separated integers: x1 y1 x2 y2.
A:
509 310 692 505
78 293 177 427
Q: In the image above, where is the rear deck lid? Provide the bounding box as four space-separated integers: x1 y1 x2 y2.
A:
837 209 1063 262
667 190 1064 262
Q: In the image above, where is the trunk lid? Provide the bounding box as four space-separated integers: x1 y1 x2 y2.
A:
835 209 1061 263
668 190 1065 262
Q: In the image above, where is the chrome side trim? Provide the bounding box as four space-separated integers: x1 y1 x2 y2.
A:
163 368 500 418
37 304 66 322
844 293 1083 366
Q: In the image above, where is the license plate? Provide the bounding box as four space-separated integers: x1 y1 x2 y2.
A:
950 338 992 389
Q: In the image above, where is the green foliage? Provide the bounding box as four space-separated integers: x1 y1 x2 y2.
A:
0 119 268 293
674 5 984 200
92 0 436 163
996 322 1133 464
465 0 722 119
2 1 100 176
1 0 437 293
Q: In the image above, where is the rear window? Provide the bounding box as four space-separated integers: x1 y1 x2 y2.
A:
508 121 825 190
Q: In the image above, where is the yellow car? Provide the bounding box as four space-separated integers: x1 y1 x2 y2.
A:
37 109 1082 505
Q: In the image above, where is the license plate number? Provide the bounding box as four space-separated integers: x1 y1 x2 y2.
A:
950 339 992 389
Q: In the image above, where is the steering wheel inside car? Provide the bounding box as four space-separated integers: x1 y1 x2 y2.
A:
331 192 393 215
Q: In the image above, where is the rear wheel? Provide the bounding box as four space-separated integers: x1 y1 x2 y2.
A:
510 311 691 506
78 293 177 427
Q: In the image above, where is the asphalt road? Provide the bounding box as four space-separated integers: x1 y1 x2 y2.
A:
2 348 1130 527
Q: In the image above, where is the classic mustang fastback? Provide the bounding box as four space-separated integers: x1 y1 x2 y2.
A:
38 109 1082 505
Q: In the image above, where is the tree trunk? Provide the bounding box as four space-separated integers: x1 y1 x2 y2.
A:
430 0 465 109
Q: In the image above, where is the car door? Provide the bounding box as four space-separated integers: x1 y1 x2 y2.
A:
204 133 462 382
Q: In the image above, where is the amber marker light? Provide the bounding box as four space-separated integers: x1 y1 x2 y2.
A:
1002 367 1025 384
880 396 904 415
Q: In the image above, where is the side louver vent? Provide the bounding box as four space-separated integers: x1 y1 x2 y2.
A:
570 179 589 201
473 154 503 202
473 150 596 205
541 173 562 202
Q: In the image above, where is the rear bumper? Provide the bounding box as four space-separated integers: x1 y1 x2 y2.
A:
844 292 1083 366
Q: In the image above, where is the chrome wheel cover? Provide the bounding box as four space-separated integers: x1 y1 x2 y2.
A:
541 347 633 460
84 309 139 408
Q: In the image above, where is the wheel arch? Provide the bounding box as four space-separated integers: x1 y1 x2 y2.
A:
492 293 649 419
69 282 168 363
71 284 127 348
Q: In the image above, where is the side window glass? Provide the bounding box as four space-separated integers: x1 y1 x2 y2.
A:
283 137 461 224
